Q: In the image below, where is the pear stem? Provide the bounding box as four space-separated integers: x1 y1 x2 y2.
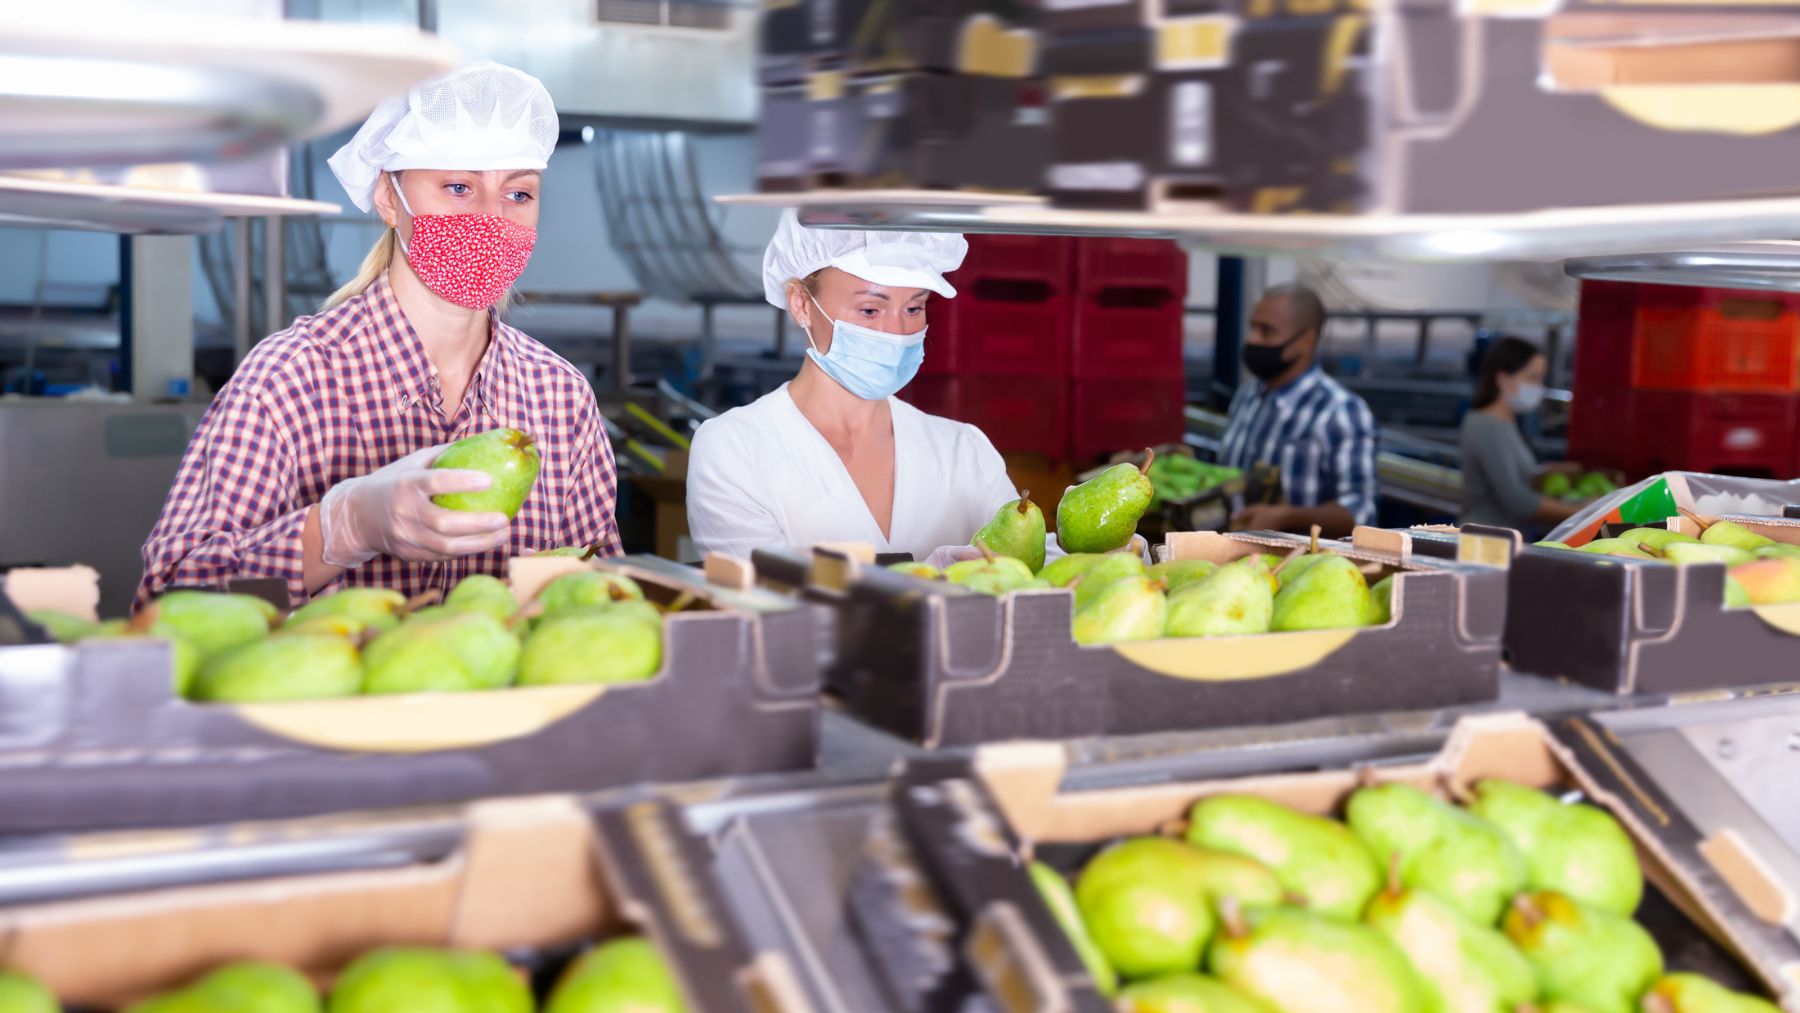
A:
666 590 699 613
1140 448 1156 475
508 600 544 630
1439 774 1475 806
608 583 633 602
1386 851 1403 896
1271 545 1307 576
1156 816 1191 838
1310 525 1322 554
1017 491 1032 515
1677 507 1713 532
127 603 159 635
1359 562 1385 576
402 590 442 615
580 541 602 561
1281 890 1310 908
1510 894 1545 929
1638 543 1664 559
1217 896 1249 940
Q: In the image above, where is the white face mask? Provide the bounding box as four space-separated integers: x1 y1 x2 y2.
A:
1508 381 1546 414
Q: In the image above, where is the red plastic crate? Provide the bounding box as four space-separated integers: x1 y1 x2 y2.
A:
1629 390 1797 478
900 375 1069 458
1069 377 1187 462
1075 238 1188 293
1631 288 1800 392
957 234 1075 286
920 288 1072 378
1070 290 1186 380
1565 384 1635 475
1574 281 1639 391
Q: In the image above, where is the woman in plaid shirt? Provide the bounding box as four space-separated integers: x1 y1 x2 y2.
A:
139 64 622 608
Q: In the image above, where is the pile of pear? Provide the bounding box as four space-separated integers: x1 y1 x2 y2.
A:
27 565 670 703
1539 519 1800 607
0 936 684 1013
893 544 1395 648
1028 778 1775 1013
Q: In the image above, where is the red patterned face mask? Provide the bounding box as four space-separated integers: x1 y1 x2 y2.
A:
391 175 536 310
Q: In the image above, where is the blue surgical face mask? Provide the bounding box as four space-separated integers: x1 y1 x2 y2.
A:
802 295 927 401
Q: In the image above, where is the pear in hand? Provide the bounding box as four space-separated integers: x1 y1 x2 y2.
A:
974 491 1047 572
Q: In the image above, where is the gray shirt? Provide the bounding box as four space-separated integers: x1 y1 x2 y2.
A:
1460 411 1541 529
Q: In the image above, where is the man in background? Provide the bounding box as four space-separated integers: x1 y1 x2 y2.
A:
1220 283 1379 537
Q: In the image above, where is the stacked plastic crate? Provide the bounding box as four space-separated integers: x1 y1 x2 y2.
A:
1569 281 1800 478
903 234 1188 463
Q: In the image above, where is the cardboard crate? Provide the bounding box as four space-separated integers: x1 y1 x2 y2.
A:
0 795 805 1011
0 555 822 834
964 711 1799 1008
740 526 1503 747
1505 513 1800 695
1045 6 1800 215
759 71 1049 194
760 0 1042 84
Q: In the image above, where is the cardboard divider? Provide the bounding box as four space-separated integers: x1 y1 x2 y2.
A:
968 712 1800 1008
0 557 821 834
750 527 1502 746
0 794 789 1012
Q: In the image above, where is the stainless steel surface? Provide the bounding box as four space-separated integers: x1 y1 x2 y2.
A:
0 400 202 617
0 186 223 234
719 192 1800 263
1565 243 1800 292
0 58 320 170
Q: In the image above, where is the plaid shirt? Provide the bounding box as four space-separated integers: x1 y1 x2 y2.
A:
1220 365 1380 526
139 275 621 607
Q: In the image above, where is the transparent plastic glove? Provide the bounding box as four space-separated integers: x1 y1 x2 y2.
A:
317 444 511 567
923 544 987 571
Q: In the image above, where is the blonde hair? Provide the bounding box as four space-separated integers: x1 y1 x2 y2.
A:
321 227 396 311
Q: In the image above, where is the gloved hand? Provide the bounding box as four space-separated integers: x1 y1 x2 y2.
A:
317 444 511 567
922 544 987 571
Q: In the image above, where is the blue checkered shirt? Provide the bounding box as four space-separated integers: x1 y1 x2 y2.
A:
1219 366 1380 526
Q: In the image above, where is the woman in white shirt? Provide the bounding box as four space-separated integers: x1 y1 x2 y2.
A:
686 213 1019 562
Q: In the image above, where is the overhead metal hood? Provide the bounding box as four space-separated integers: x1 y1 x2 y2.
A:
1564 242 1800 292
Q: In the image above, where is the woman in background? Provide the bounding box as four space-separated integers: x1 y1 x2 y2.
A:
1459 336 1581 531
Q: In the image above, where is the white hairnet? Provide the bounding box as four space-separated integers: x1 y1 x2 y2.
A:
328 62 559 213
762 211 969 308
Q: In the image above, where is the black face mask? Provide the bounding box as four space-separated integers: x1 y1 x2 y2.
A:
1243 328 1309 382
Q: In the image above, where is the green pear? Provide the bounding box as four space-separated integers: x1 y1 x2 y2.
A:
535 545 596 558
1165 558 1274 638
1274 553 1331 590
1755 543 1800 560
946 555 1044 596
1271 555 1374 632
975 492 1048 573
1699 520 1776 553
1038 553 1110 587
328 947 530 1013
1503 892 1661 1013
1149 559 1220 595
1576 539 1657 560
1620 529 1700 554
1075 838 1216 979
285 588 408 637
442 575 518 624
0 972 57 1013
1663 543 1754 567
887 562 942 580
26 608 96 644
1115 973 1274 1013
546 939 686 1013
1368 575 1395 626
431 429 540 519
1186 795 1381 921
1536 541 1573 550
1186 850 1287 913
1346 783 1526 925
1643 973 1780 1013
538 570 645 617
1059 453 1156 553
1028 861 1117 997
519 609 661 685
1072 576 1167 646
1728 557 1800 606
362 610 520 695
1365 882 1537 1013
1470 780 1642 916
1208 905 1427 1013
1725 576 1752 608
131 961 321 1013
191 634 362 703
1544 474 1573 499
1071 552 1149 611
152 590 279 658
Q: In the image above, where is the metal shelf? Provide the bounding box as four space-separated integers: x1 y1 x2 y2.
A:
718 191 1800 263
0 14 460 171
1565 243 1800 292
0 175 338 235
